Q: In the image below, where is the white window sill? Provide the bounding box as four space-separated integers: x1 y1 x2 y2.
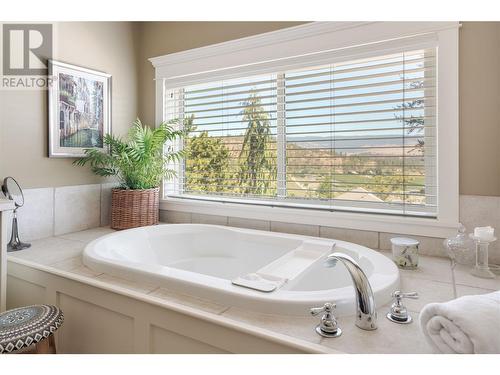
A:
160 197 458 238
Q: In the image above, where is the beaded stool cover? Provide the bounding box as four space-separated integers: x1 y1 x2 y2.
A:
0 305 64 353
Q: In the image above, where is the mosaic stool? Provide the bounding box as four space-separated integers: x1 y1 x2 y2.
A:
0 305 64 354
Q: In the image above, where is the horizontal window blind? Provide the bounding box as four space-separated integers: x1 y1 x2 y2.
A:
164 48 437 217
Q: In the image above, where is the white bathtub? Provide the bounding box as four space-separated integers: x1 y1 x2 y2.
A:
83 224 399 316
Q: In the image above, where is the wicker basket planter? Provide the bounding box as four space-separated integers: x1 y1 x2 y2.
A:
111 188 160 230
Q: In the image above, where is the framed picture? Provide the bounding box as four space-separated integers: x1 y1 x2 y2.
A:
48 60 111 157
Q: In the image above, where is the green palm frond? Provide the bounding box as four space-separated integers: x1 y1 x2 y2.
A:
73 118 185 190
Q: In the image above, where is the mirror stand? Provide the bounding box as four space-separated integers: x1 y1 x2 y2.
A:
2 177 31 252
7 209 31 252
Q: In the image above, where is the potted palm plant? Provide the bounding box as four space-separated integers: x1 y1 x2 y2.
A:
74 118 184 230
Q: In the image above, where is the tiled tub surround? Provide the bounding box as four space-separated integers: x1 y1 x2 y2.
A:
2 183 118 241
5 182 499 264
7 227 500 354
160 194 500 264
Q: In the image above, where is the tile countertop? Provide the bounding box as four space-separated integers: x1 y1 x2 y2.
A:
7 226 500 354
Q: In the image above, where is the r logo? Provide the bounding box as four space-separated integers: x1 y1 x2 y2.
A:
2 24 52 75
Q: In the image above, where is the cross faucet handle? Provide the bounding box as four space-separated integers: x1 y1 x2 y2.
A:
387 290 419 324
310 302 342 338
310 302 336 316
392 291 419 301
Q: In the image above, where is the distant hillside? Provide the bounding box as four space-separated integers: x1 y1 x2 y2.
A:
286 135 423 156
202 134 423 158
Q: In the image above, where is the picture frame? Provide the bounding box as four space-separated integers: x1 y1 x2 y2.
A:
48 60 112 158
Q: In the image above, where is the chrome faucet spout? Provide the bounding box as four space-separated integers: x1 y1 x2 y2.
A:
327 252 377 331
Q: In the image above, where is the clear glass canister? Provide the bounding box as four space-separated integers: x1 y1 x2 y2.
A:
391 237 419 269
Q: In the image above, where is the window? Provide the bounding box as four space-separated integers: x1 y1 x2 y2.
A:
164 48 436 217
152 22 459 235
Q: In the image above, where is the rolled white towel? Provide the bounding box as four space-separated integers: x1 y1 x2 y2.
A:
419 291 500 354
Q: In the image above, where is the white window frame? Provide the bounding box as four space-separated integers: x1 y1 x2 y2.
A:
150 21 459 238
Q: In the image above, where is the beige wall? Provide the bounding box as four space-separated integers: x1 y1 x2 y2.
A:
459 22 500 196
0 22 139 188
136 21 500 197
135 22 307 126
1 21 499 196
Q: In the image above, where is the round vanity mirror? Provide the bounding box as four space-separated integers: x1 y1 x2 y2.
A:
1 177 30 251
2 177 25 208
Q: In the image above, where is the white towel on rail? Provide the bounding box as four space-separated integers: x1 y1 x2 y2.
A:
419 291 500 354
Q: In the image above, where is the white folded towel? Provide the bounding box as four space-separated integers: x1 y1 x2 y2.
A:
419 291 500 354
